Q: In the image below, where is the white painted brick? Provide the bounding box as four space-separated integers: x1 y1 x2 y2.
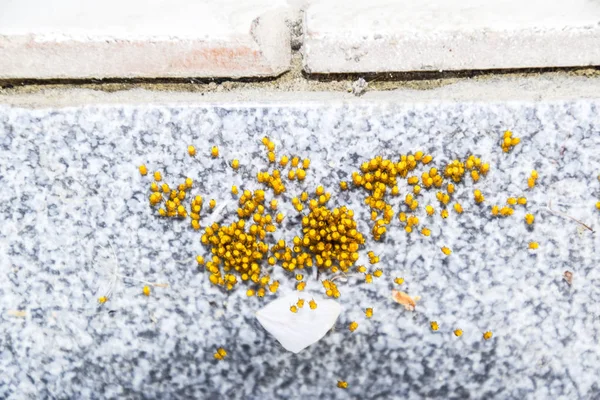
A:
0 0 291 79
303 0 600 73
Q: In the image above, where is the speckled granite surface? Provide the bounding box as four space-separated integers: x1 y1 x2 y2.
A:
1 98 599 399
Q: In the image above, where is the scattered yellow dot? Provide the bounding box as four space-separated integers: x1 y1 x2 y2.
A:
188 145 196 157
246 289 255 297
596 201 600 210
525 213 535 225
454 329 463 337
441 209 449 219
365 307 373 318
337 381 348 389
279 155 289 167
153 171 162 181
290 305 298 313
209 199 216 209
309 299 317 309
231 185 238 195
420 227 431 237
349 321 358 332
473 189 485 204
231 159 240 170
142 285 151 296
268 282 279 294
297 298 305 308
483 331 493 340
211 146 219 158
297 169 306 180
98 296 108 304
441 246 452 256
373 269 383 278
214 347 227 360
529 241 539 250
425 205 435 216
430 321 439 331
139 165 148 176
453 203 463 214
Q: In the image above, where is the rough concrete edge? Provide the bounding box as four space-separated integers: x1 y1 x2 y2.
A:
250 7 292 77
300 9 312 74
303 27 600 74
2 75 600 109
0 4 292 80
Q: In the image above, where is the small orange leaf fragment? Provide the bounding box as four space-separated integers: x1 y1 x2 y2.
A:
391 290 420 311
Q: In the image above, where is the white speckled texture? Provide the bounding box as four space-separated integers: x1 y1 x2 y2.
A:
0 98 599 399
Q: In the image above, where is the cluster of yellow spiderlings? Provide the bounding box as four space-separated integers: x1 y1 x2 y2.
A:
140 134 550 368
491 195 528 218
351 153 431 240
145 169 197 220
444 155 489 183
398 212 419 234
193 138 373 299
501 130 520 152
322 279 341 298
256 137 310 195
183 138 373 299
199 190 278 293
347 152 494 242
295 204 366 275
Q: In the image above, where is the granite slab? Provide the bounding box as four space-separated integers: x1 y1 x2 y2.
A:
0 94 599 399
